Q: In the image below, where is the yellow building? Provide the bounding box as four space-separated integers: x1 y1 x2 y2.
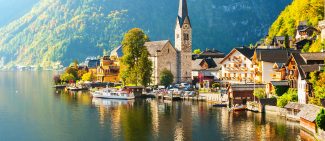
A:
96 56 120 82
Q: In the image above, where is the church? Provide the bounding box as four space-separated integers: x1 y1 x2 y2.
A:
111 0 192 85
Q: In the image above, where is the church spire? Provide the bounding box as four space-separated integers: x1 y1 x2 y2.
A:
177 0 190 27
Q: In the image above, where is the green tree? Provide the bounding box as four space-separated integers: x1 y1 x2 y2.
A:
138 50 153 87
309 71 325 106
60 73 75 82
65 67 78 79
82 72 95 81
193 49 201 55
273 86 289 96
160 69 174 87
120 28 152 86
253 88 266 99
317 109 325 130
277 88 298 107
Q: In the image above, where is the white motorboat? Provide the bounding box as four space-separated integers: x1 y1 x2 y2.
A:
91 88 135 100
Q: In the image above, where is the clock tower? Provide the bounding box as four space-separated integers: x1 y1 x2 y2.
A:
175 0 192 83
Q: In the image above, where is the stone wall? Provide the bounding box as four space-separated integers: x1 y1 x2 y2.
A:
156 42 178 84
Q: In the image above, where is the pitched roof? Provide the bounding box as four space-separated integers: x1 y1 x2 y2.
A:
192 58 219 71
297 104 322 122
284 102 304 110
192 59 203 70
300 64 324 79
177 0 190 27
255 49 291 63
236 47 255 59
300 53 325 61
270 80 289 86
220 47 254 64
110 45 123 58
144 40 170 56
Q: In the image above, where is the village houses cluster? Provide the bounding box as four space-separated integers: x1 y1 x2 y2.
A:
76 0 325 109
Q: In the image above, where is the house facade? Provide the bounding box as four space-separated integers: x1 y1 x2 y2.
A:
252 49 293 84
96 56 120 83
192 58 222 88
220 47 255 84
285 53 325 104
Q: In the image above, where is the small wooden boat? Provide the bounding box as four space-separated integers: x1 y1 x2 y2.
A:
213 103 227 107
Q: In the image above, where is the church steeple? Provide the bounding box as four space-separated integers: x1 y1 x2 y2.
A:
177 0 191 27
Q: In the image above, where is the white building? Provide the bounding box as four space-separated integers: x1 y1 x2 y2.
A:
219 47 255 84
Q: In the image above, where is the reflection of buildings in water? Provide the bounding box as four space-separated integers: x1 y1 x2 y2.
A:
150 100 159 139
92 98 134 140
174 122 184 141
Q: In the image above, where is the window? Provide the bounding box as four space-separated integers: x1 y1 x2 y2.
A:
177 34 179 38
224 64 226 68
184 33 189 40
244 64 246 67
228 58 231 61
168 48 169 53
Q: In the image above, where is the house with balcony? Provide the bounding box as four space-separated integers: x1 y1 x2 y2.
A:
252 49 297 83
220 47 255 84
285 53 325 104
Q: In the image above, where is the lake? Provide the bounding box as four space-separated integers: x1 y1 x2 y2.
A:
0 71 313 141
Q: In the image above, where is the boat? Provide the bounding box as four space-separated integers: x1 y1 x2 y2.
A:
231 104 247 111
67 86 88 91
53 85 66 89
91 88 135 100
213 103 227 107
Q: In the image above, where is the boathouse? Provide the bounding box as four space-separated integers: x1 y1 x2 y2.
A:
227 84 265 106
297 104 322 134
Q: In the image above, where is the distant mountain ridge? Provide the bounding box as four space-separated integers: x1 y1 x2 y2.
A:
0 0 291 68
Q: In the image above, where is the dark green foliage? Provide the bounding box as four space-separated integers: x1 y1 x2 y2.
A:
160 69 174 87
274 86 289 96
316 109 325 130
0 0 291 67
65 67 78 79
277 88 298 107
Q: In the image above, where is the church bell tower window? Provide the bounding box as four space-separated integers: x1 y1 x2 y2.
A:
184 33 189 40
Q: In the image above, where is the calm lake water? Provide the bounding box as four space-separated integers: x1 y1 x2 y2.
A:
0 71 313 141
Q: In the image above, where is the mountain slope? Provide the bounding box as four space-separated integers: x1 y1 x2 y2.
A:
0 0 291 68
266 0 324 44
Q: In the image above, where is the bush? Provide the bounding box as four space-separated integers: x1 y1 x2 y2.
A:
277 88 297 107
316 109 325 130
253 88 266 99
160 69 174 87
60 73 75 82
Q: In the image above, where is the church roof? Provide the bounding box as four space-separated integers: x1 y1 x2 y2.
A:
177 0 191 27
110 45 123 58
145 40 170 56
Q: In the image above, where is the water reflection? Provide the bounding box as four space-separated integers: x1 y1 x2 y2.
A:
0 71 312 141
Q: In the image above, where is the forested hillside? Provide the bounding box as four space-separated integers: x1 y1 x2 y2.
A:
266 0 324 51
0 0 291 68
